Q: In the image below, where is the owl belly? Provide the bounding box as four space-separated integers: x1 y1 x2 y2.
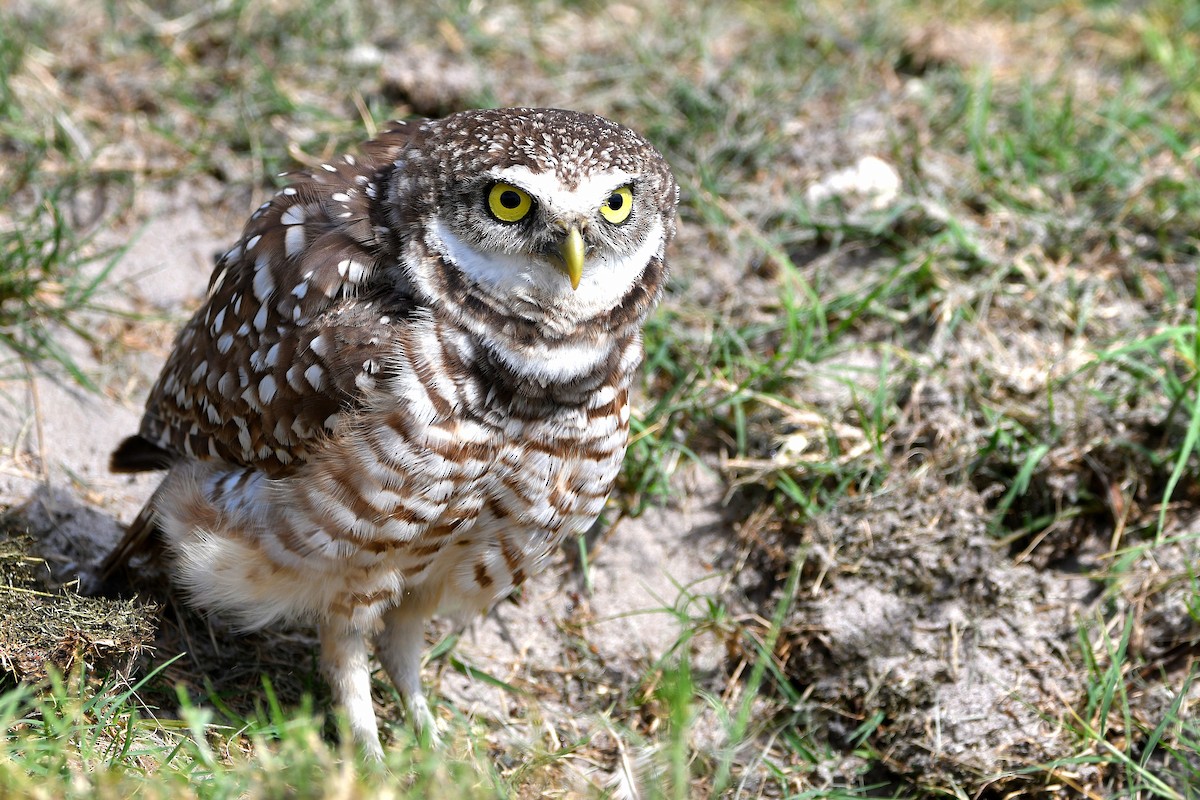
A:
305 411 628 624
426 434 624 617
157 402 628 632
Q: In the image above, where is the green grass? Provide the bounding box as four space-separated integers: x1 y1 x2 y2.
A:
2 0 1199 797
1054 588 1200 799
0 666 505 799
0 21 116 387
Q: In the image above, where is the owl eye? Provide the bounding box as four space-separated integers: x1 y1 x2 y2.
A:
487 183 534 223
599 185 634 224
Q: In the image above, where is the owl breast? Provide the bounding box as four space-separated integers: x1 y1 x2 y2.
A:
154 310 637 632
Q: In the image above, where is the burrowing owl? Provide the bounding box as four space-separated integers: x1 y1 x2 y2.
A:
101 107 677 755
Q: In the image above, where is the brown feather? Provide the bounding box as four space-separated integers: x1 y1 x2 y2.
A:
95 496 162 586
110 434 175 473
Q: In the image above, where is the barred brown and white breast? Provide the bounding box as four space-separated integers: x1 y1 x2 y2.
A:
102 107 678 756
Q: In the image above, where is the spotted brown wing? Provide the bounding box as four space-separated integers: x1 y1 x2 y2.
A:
101 122 423 583
114 121 423 478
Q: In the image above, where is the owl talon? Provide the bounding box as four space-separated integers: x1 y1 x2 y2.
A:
360 735 385 762
405 692 441 746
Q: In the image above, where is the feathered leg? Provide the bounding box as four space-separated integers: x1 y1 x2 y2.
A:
374 603 439 744
319 615 383 759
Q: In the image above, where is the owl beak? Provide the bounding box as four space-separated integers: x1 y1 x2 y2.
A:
557 225 585 291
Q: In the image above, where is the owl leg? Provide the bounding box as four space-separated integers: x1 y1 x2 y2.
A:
319 618 384 759
374 604 440 744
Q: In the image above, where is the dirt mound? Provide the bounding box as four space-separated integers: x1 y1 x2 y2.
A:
763 473 1091 788
0 514 156 684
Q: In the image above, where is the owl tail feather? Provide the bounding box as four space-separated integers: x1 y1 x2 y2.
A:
91 489 164 594
110 435 175 473
89 434 176 594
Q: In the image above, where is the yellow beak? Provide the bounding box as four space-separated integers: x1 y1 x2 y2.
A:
558 225 584 291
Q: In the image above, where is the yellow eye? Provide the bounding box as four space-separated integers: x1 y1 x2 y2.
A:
600 185 634 224
487 183 533 223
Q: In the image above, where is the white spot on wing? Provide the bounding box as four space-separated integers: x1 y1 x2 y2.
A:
253 254 274 301
258 375 277 405
337 259 367 283
281 206 307 226
253 304 269 332
284 225 306 258
304 364 325 390
208 267 230 299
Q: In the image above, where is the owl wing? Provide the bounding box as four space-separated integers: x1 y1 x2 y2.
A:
112 121 423 478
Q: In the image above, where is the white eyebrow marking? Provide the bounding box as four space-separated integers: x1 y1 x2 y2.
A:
489 165 636 219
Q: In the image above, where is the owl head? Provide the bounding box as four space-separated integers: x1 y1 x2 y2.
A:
387 108 678 339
